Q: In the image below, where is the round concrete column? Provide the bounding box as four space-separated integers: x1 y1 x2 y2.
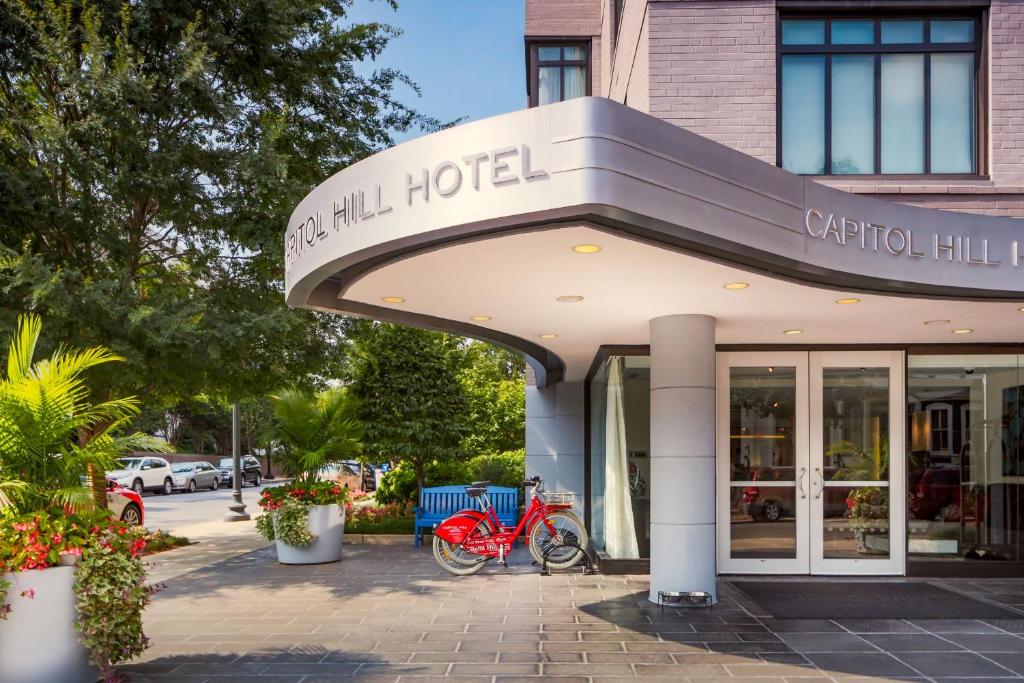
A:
648 314 717 604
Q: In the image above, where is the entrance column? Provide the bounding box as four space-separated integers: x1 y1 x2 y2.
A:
649 314 716 604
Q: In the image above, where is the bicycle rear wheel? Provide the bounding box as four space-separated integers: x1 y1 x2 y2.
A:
432 521 490 576
528 510 588 569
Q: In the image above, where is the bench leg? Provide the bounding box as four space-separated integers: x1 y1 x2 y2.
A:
414 526 420 548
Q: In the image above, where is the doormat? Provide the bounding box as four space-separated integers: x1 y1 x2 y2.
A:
730 581 1021 619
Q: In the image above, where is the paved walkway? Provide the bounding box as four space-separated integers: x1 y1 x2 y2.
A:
125 545 1024 683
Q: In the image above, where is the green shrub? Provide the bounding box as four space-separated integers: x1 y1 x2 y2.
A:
467 449 525 488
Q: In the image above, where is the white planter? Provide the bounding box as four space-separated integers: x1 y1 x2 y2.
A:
0 566 98 683
275 503 345 564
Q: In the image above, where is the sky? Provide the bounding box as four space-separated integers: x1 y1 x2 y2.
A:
345 0 526 143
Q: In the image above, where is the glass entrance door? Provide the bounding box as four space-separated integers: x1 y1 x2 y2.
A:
717 351 905 575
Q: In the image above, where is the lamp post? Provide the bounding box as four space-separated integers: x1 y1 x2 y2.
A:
224 402 251 522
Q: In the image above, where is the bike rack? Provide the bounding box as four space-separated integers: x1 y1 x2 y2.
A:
539 541 597 576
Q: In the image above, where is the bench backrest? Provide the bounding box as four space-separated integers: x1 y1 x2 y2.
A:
418 485 518 519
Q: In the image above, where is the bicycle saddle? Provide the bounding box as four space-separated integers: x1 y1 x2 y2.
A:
470 480 491 488
465 486 487 497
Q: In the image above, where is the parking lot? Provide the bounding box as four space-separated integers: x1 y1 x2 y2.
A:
138 480 281 535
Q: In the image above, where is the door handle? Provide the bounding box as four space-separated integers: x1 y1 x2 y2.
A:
797 467 807 499
813 467 823 500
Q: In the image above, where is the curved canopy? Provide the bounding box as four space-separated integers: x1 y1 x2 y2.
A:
285 98 1024 385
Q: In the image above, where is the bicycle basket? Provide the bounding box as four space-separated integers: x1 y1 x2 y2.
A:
543 491 576 506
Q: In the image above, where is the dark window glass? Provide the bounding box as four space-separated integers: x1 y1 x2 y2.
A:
782 20 825 45
779 15 979 175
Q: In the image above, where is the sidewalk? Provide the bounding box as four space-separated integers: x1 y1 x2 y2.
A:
146 518 269 584
125 544 1024 682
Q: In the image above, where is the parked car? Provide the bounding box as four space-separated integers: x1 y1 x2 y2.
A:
319 461 376 491
219 455 262 488
911 467 962 521
171 461 221 492
107 456 174 495
106 479 145 526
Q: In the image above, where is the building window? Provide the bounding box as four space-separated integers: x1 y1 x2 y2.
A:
528 42 590 107
778 17 980 175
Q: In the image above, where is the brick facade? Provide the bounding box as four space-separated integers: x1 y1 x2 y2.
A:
525 0 1024 218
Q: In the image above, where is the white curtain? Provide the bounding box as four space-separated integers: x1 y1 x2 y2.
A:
604 358 639 558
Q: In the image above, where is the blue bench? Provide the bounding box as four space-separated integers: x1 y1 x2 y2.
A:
413 485 518 547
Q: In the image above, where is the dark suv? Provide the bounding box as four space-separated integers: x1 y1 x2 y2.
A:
219 455 262 488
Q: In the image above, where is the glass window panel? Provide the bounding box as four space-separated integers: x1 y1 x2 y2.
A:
730 486 798 559
729 367 797 481
881 20 924 44
831 55 875 174
931 53 975 173
907 354 1024 563
881 54 925 173
537 46 561 61
822 367 890 481
563 45 586 60
782 55 826 174
782 20 825 45
832 20 875 45
823 486 891 559
538 66 560 105
931 20 974 43
563 66 587 100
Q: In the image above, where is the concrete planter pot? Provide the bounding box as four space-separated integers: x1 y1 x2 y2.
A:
0 566 98 683
275 503 345 564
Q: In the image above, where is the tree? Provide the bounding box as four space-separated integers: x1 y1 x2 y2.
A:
348 322 469 498
270 388 362 482
0 315 166 514
0 0 436 409
459 342 526 456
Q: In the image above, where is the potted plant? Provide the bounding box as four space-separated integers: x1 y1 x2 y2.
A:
254 388 362 564
0 314 168 683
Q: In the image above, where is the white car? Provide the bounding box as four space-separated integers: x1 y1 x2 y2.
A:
107 457 174 495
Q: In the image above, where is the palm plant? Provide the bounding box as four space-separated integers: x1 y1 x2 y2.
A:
270 388 363 483
0 315 168 514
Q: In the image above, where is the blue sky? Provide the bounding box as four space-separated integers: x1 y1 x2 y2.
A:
346 0 526 143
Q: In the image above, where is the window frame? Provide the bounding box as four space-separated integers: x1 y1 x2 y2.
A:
775 12 987 178
525 38 592 108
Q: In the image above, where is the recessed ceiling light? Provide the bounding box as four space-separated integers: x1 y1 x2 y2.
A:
783 329 803 335
381 296 405 304
1018 307 1024 313
952 328 973 335
923 319 951 325
470 315 491 322
539 333 558 339
836 298 861 305
572 244 602 254
723 282 749 290
556 295 584 303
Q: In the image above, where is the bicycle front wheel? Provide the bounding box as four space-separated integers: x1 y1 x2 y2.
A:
528 510 588 569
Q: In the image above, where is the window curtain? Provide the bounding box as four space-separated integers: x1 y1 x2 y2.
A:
604 357 639 558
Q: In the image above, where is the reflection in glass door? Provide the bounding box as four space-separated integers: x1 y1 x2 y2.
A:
717 351 905 575
810 352 905 574
717 353 809 573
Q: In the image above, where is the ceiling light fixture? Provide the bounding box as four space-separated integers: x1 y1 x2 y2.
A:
952 328 973 335
470 315 492 322
923 319 951 325
572 244 602 254
783 329 803 335
539 333 558 339
556 295 584 303
723 282 749 290
381 296 405 304
835 298 861 305
1018 307 1024 313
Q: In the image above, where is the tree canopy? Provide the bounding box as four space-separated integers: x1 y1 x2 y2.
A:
0 0 436 405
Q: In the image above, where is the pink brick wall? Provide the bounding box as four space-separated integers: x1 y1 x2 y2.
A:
526 0 604 96
988 0 1024 187
647 0 777 164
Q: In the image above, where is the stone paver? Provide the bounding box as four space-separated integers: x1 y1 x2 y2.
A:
124 545 1024 682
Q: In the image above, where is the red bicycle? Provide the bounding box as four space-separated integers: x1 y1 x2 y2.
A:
432 476 588 575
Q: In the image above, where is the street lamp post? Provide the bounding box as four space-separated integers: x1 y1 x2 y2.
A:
224 402 250 522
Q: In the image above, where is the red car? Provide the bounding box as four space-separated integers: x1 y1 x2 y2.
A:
106 480 144 526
